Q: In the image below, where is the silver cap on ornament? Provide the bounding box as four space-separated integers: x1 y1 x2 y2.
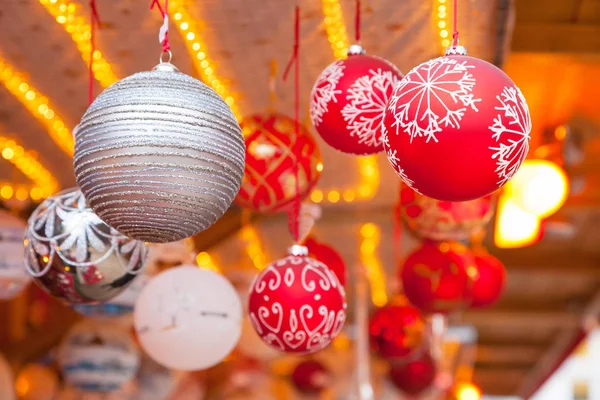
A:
347 44 366 56
445 45 468 56
288 245 309 256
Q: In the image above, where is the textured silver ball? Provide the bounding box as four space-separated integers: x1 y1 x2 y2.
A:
73 62 246 243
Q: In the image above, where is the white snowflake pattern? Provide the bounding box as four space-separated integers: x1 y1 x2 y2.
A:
310 61 345 126
341 68 401 147
388 57 481 143
489 86 531 186
382 125 419 192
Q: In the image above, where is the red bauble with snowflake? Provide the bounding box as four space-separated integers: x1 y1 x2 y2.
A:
248 246 347 354
310 46 403 155
304 237 347 286
369 302 425 360
398 184 495 241
389 353 436 395
400 241 475 314
470 251 506 308
235 113 322 212
383 50 532 201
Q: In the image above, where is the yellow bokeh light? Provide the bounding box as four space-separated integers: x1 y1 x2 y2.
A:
311 189 324 203
1 185 14 199
494 194 541 249
327 190 340 203
359 223 387 307
2 147 14 160
456 383 482 400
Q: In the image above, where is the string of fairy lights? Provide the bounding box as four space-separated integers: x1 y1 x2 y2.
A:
435 0 452 52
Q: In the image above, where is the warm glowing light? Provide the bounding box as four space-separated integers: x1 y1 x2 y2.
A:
311 189 324 203
239 218 268 270
196 252 220 273
506 159 569 219
321 0 350 59
327 190 340 203
316 162 324 172
494 193 541 249
435 0 452 53
456 383 482 400
359 223 387 307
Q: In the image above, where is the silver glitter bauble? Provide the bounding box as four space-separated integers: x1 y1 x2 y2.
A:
24 188 147 304
73 62 246 243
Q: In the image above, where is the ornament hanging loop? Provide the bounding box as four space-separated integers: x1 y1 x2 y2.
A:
159 50 173 64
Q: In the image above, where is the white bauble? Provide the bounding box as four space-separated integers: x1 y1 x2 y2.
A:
134 265 242 370
0 210 30 299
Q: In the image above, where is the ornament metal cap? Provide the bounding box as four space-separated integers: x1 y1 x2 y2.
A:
152 61 179 73
444 45 468 56
347 44 366 56
288 244 309 256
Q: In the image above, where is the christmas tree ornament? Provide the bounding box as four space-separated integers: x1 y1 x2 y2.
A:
248 245 347 354
236 113 322 212
73 60 245 243
470 251 506 308
291 360 331 394
287 202 322 244
389 353 436 395
369 302 425 360
400 241 475 314
304 236 347 286
134 265 242 371
0 210 31 299
24 189 147 304
58 320 140 392
398 185 494 241
383 18 531 201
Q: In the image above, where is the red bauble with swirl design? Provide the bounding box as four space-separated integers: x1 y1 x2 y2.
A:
400 241 474 314
471 251 506 308
383 51 532 201
247 246 346 354
389 353 436 395
310 47 403 155
369 302 425 360
236 113 322 212
398 185 494 241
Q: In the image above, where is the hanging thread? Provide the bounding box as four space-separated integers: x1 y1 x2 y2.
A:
268 59 278 109
150 0 171 53
355 0 361 43
283 6 301 243
452 0 459 48
88 0 101 106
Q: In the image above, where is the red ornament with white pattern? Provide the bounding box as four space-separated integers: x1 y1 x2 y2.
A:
235 113 322 212
400 240 475 314
383 46 532 201
304 237 347 286
247 245 347 354
470 251 506 308
369 302 425 360
310 45 403 155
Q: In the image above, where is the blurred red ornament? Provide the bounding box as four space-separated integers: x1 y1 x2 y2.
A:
310 48 403 155
398 185 495 241
400 241 475 314
389 353 436 395
369 303 425 360
236 113 322 212
470 252 506 308
304 237 346 286
291 360 331 394
383 53 531 201
248 247 347 354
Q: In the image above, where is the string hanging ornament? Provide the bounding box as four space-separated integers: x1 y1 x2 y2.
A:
382 0 531 201
309 0 403 155
248 7 347 355
73 0 246 243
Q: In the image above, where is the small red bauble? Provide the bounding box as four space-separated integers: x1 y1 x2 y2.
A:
400 241 475 314
383 51 532 201
399 184 495 241
304 237 347 286
470 252 506 308
248 246 347 354
389 353 436 395
369 303 425 360
236 113 322 212
291 360 331 394
310 46 403 155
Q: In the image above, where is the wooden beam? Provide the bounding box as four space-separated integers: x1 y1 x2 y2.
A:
460 309 581 329
474 366 529 396
476 344 544 366
512 23 600 53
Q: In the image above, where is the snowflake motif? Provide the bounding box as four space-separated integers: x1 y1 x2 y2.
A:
489 86 532 186
341 68 401 147
310 61 345 126
382 125 419 193
388 57 481 143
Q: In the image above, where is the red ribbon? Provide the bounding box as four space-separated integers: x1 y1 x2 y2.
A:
283 6 301 243
452 0 459 48
150 0 171 52
88 0 101 106
355 0 361 43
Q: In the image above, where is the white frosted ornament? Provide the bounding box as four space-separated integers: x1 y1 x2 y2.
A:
134 265 242 370
0 210 31 299
73 61 246 243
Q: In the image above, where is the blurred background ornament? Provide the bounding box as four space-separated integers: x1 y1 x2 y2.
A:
248 246 347 354
304 237 347 286
15 363 59 400
310 46 403 155
58 319 140 393
74 62 245 243
0 210 31 299
369 302 426 360
24 189 147 304
388 353 436 396
145 239 196 272
0 353 16 400
470 251 506 308
133 356 176 400
400 241 475 314
291 360 331 394
398 185 495 241
236 113 322 213
134 265 242 371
